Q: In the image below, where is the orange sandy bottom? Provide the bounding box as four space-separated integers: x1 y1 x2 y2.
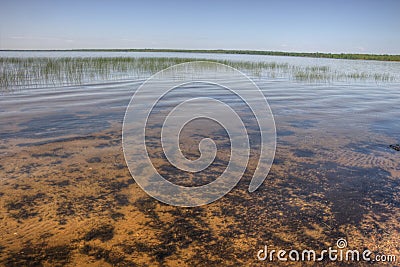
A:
0 121 399 266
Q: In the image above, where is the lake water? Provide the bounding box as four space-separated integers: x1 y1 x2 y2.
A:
0 52 399 266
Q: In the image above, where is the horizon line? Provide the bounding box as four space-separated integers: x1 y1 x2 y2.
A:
1 48 399 61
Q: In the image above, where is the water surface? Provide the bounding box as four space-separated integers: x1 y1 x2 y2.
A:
0 52 399 266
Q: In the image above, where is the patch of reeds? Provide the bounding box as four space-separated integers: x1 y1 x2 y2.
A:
0 57 395 91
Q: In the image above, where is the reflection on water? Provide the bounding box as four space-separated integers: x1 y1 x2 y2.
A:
0 53 399 266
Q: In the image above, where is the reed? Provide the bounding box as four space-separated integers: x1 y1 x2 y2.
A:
0 57 395 91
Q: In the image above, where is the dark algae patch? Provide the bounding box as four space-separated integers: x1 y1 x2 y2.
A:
83 224 115 242
80 244 131 266
110 212 125 221
86 156 102 163
5 193 47 220
56 201 75 216
325 165 397 225
389 144 400 151
5 244 71 267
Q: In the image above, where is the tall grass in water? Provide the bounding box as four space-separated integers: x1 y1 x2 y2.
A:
0 57 186 89
0 57 395 91
0 57 291 90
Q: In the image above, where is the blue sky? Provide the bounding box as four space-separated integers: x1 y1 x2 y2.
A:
0 0 399 53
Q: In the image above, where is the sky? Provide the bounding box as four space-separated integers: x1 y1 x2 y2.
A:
0 0 399 54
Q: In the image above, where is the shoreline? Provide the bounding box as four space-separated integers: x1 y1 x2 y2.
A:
1 48 400 62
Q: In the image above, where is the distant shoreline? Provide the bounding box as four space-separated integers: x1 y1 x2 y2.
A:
1 48 400 62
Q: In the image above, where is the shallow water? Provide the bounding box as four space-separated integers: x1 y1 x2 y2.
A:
0 52 399 266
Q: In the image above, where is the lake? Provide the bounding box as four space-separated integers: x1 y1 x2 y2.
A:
0 51 399 266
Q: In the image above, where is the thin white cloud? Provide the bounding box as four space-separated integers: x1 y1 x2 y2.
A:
8 35 74 43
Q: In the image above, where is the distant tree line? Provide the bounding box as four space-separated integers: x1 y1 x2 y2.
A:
2 48 399 61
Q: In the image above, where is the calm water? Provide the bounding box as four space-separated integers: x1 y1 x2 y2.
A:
1 52 399 144
0 52 399 266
